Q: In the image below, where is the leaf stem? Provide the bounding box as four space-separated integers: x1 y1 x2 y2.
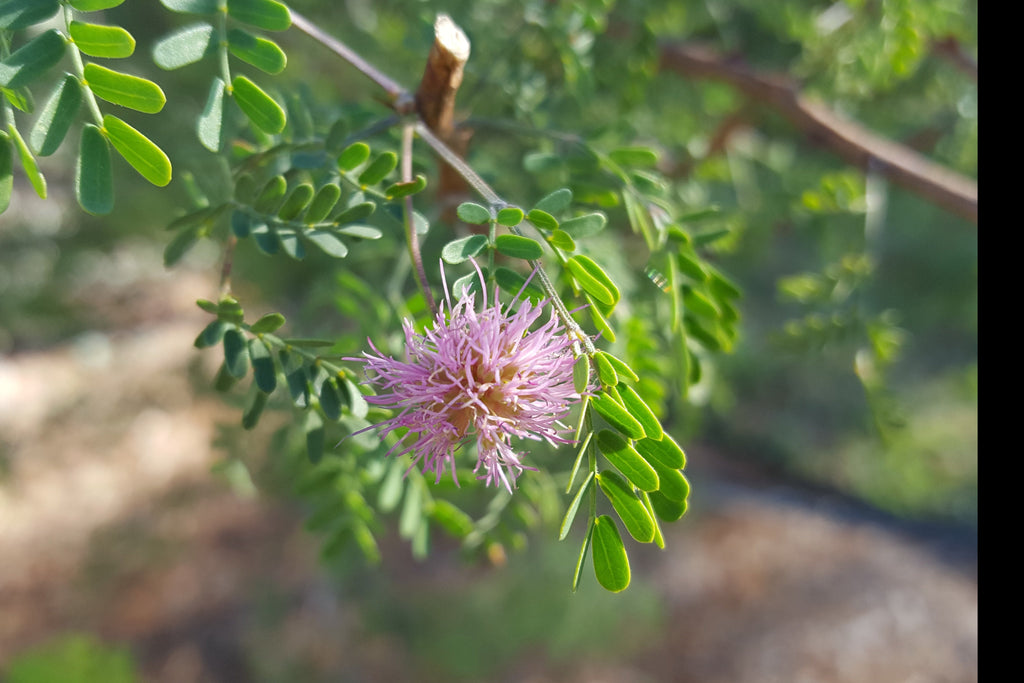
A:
62 5 104 127
401 122 436 315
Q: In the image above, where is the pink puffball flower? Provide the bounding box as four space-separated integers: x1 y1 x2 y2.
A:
353 265 581 493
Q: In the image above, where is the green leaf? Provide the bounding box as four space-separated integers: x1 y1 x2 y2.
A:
305 230 348 258
340 376 368 419
617 384 663 440
560 212 607 239
430 500 474 538
336 225 381 240
588 302 616 343
592 515 630 592
567 254 619 305
0 133 13 214
548 229 575 251
223 328 250 378
456 202 491 225
676 250 707 282
533 187 572 214
572 522 593 593
559 471 594 540
304 410 324 463
227 27 287 74
163 222 201 266
76 124 113 214
227 0 291 31
194 320 228 348
277 183 314 220
285 358 310 407
84 64 165 113
649 464 689 503
1 0 60 31
337 142 370 171
495 234 543 260
250 312 285 333
241 389 268 429
440 235 487 262
573 355 590 394
254 175 286 213
319 379 342 421
249 338 276 393
494 267 544 302
30 75 81 157
304 183 341 223
231 75 285 134
217 296 245 324
592 352 617 387
384 174 427 199
103 115 172 186
2 85 34 113
633 433 686 470
684 288 720 319
230 210 251 238
608 146 659 167
526 208 558 230
275 227 305 260
153 22 216 70
69 21 135 59
496 206 524 227
7 124 45 198
159 0 218 13
212 362 238 392
70 0 126 9
0 30 66 90
357 151 397 186
648 490 687 522
595 429 658 491
597 471 656 543
197 76 226 152
599 352 639 383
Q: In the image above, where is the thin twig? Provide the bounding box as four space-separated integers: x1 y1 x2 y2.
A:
290 11 414 112
401 122 437 314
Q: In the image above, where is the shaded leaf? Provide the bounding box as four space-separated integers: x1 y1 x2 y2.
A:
560 212 607 239
249 338 277 393
533 187 572 214
456 202 491 224
559 471 594 540
241 389 268 429
159 0 218 13
0 133 13 214
250 312 285 333
223 328 250 378
305 230 349 258
197 76 226 152
1 0 60 31
153 22 216 70
30 75 81 156
76 124 114 215
0 30 65 90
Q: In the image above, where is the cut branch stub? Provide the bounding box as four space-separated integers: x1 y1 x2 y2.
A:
415 14 470 140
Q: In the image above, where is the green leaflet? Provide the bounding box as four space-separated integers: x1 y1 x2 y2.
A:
197 77 226 152
337 142 370 171
1 0 60 31
227 27 287 74
84 63 166 113
633 433 687 470
222 328 250 378
496 206 524 227
559 212 607 239
533 187 572 214
495 234 543 260
69 0 127 9
76 124 113 214
231 75 286 134
227 0 292 31
592 515 630 592
249 338 277 393
595 429 659 492
441 234 489 264
7 124 45 198
566 254 620 305
305 230 349 258
69 21 136 59
597 471 656 543
153 22 216 70
0 29 66 90
159 0 218 13
456 202 491 224
526 208 558 230
591 392 646 440
30 75 81 157
304 184 341 223
357 151 397 186
617 384 663 440
103 115 172 187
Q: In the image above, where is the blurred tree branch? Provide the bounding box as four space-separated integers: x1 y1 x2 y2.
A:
659 42 978 224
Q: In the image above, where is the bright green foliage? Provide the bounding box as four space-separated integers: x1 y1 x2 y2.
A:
103 115 172 186
7 123 44 197
456 201 491 224
85 63 166 113
75 124 112 214
597 471 656 543
227 0 291 32
69 22 136 59
495 233 543 260
231 75 286 133
595 430 658 492
227 27 287 74
592 515 630 592
69 0 127 9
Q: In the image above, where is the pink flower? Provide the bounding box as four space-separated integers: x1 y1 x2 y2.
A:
353 265 581 492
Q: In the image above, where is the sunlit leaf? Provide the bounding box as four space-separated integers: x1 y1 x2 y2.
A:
597 471 656 543
7 124 45 198
495 234 543 260
227 27 287 74
159 0 218 14
69 21 136 59
456 202 491 225
357 151 397 186
70 0 127 9
595 429 658 491
231 75 285 134
304 183 341 223
85 63 166 113
103 114 172 186
227 0 291 31
592 515 630 592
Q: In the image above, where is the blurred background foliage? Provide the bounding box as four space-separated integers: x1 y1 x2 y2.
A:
2 0 975 677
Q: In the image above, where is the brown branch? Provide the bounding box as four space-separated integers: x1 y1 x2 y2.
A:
415 14 474 225
659 42 978 224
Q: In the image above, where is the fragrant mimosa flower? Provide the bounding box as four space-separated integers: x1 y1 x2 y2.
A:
353 265 581 492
